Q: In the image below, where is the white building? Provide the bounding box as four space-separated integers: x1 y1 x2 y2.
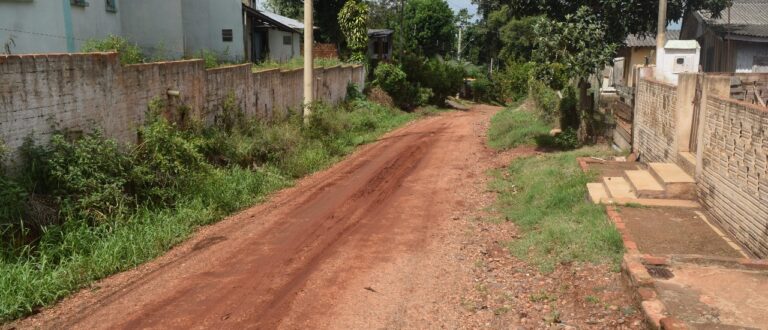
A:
0 0 303 63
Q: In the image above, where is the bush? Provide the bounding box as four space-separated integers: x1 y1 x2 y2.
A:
554 128 579 150
0 143 26 229
81 35 145 65
131 117 208 204
25 132 133 224
372 63 426 110
401 56 465 105
495 61 534 102
528 79 560 124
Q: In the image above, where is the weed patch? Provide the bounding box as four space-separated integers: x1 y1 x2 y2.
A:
491 147 623 273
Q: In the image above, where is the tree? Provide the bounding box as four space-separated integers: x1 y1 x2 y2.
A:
265 0 347 45
338 0 370 62
403 0 457 57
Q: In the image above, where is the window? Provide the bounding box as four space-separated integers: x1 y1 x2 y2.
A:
105 0 116 12
222 29 233 42
283 35 292 45
70 0 89 7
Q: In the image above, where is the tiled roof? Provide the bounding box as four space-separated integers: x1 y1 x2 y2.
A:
625 30 680 47
697 0 768 38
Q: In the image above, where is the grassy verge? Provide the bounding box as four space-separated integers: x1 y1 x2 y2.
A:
0 99 417 322
488 105 551 150
490 147 623 273
488 94 622 273
252 57 348 72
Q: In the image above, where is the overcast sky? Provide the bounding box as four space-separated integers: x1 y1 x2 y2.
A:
446 0 477 16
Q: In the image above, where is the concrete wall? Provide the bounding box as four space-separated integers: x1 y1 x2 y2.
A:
699 96 768 257
0 0 120 54
182 0 246 62
633 78 679 163
633 73 768 258
69 0 122 51
267 29 299 62
0 52 365 163
120 0 185 59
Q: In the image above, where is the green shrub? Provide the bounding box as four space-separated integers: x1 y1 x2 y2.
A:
495 61 534 102
131 117 208 204
554 128 579 150
372 63 426 110
28 132 133 223
529 79 560 124
81 35 145 65
401 56 465 105
0 143 26 229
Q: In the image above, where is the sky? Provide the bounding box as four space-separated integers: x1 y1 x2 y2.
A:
447 0 477 16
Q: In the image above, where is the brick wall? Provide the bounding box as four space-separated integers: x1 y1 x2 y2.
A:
0 52 365 163
301 43 338 59
699 96 768 257
633 78 679 162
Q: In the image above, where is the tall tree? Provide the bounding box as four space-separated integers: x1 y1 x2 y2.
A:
265 0 347 45
403 0 457 57
339 0 370 62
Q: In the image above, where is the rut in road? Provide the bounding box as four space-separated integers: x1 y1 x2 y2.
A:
13 107 498 330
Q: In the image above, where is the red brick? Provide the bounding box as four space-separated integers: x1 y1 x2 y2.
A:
638 287 657 300
642 255 669 265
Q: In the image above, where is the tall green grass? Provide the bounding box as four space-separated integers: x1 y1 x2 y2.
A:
252 57 347 71
490 147 623 273
0 99 417 322
488 108 551 150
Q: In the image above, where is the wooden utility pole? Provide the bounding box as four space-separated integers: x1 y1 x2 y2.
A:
303 0 314 121
655 0 667 78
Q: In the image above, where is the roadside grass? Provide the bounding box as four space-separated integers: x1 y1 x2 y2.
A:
0 99 418 322
490 146 624 273
487 97 622 273
488 100 551 150
252 57 347 72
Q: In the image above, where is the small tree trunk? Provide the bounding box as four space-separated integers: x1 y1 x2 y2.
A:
578 78 594 143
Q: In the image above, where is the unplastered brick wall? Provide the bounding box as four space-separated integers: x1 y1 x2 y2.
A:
0 52 365 163
633 78 678 163
699 96 768 258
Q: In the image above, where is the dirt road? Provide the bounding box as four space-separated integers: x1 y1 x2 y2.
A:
15 105 504 329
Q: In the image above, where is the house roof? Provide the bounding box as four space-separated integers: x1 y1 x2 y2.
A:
625 30 680 47
260 10 314 30
242 5 301 33
696 0 768 39
368 29 394 38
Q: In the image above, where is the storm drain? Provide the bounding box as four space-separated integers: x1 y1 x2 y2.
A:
645 265 674 279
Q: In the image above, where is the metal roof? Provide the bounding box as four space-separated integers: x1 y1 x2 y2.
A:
624 30 680 47
368 29 394 38
260 10 313 30
242 5 302 33
696 0 768 38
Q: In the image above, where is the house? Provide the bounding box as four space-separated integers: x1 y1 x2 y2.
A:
613 30 680 87
0 0 303 63
681 0 768 73
368 29 394 62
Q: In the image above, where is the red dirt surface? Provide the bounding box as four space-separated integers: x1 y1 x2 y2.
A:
8 105 642 329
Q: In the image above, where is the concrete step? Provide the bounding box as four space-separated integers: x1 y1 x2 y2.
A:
603 177 637 199
624 170 666 198
609 197 701 208
587 183 609 204
677 152 696 177
649 163 696 200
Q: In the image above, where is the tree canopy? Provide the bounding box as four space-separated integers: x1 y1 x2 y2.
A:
403 0 457 57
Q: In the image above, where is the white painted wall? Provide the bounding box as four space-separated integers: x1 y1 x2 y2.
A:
183 0 245 62
120 0 185 59
70 0 122 50
267 29 299 62
0 0 119 54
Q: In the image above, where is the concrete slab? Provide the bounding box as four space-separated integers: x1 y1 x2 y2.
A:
624 170 665 198
655 263 768 329
611 197 701 208
587 182 609 204
603 177 637 199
